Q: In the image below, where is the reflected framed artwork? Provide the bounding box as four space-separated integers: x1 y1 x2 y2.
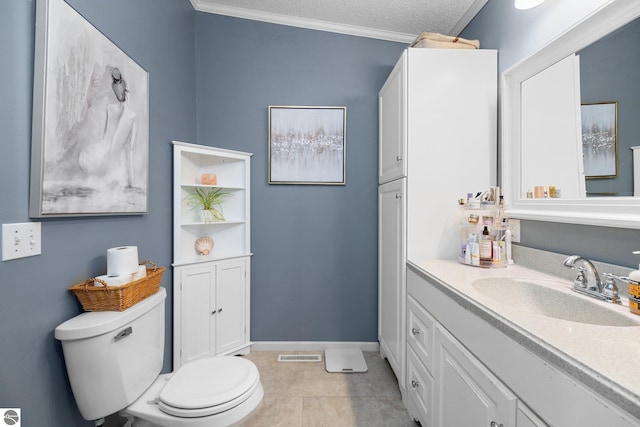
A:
581 101 618 179
268 106 346 185
30 0 149 217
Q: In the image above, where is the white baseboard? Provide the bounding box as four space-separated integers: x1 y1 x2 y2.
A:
250 341 380 352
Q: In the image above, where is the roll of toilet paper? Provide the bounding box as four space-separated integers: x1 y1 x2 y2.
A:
93 274 131 287
131 264 147 281
94 266 146 287
107 246 139 277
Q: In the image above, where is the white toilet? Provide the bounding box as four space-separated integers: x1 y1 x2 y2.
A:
55 288 263 427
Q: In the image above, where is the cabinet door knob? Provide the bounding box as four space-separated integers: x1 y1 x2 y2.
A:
218 308 223 313
396 155 402 162
396 193 402 199
490 422 503 427
411 380 420 388
411 327 421 335
211 310 217 315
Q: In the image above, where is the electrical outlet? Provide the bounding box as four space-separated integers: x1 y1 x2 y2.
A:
2 222 42 261
508 219 521 243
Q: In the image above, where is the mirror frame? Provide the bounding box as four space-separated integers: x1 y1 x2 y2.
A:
501 0 640 229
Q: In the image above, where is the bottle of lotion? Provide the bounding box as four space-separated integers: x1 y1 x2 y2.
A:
505 227 513 265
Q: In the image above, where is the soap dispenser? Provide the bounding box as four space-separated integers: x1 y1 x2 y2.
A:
629 251 640 284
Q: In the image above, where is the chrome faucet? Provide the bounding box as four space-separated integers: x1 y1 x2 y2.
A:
563 255 602 292
563 255 620 303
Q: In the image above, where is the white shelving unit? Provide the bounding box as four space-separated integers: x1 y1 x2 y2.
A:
172 141 253 369
173 141 251 266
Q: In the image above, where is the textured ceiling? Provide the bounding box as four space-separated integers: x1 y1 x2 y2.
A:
190 0 488 43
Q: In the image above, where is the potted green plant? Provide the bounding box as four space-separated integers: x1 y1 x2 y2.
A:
185 187 231 223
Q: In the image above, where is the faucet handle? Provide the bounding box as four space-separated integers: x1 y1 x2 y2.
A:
573 269 587 289
603 273 621 304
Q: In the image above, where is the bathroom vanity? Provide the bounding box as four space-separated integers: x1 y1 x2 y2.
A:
405 259 640 427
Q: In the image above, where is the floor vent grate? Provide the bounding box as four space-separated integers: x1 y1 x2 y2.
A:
277 354 323 362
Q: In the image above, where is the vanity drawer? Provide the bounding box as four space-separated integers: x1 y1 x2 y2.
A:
407 345 435 426
407 295 436 373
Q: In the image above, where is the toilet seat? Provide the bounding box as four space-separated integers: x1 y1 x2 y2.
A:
157 357 260 418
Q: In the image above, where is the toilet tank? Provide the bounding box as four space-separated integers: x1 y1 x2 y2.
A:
55 288 166 421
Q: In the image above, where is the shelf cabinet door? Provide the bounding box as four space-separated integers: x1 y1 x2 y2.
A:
434 324 517 427
215 258 247 354
179 265 216 365
378 178 406 386
379 52 406 184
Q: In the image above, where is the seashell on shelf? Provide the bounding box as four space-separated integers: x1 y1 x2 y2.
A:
195 236 214 255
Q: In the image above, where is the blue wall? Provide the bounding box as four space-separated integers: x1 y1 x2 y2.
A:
0 1 405 424
578 17 640 196
194 13 405 341
0 0 196 425
462 0 640 267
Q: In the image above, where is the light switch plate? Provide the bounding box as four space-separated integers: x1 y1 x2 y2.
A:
2 222 42 261
508 219 521 243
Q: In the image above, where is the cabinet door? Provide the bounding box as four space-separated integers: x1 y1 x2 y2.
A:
378 178 406 385
435 325 516 427
379 52 406 184
215 258 247 354
516 401 548 427
179 265 216 365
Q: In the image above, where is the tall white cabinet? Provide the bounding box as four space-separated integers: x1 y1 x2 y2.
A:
172 141 252 370
378 48 497 394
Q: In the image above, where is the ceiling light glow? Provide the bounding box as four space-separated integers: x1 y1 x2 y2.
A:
515 0 546 10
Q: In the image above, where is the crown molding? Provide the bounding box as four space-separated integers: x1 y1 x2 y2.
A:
190 0 416 43
450 0 488 35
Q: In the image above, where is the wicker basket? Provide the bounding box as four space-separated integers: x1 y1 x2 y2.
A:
69 260 165 312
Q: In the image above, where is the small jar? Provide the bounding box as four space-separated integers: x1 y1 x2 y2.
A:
534 186 544 198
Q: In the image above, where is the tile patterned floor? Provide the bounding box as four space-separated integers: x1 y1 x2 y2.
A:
241 351 419 427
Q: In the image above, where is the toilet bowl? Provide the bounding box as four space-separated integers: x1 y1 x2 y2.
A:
122 357 264 427
55 288 263 426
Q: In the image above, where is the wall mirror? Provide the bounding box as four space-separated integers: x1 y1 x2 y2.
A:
501 0 640 229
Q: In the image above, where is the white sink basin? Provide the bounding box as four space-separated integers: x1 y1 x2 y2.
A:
472 277 640 327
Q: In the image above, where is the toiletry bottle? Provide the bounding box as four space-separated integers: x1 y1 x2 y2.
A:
505 226 513 265
479 226 492 262
471 243 480 266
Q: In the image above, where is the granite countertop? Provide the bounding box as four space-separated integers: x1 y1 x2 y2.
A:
407 258 640 420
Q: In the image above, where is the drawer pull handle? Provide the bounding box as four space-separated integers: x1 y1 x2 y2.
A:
396 155 402 162
411 380 420 388
411 327 421 335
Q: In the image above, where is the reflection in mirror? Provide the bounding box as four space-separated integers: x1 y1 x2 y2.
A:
519 15 640 199
501 0 640 228
578 17 640 197
521 54 585 199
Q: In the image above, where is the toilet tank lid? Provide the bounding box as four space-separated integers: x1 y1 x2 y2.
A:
55 287 166 341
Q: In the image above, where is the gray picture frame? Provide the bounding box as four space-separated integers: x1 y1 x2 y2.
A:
581 101 618 179
268 106 346 185
30 0 149 217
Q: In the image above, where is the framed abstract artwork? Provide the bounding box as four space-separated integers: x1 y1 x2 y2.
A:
30 0 149 217
581 101 618 179
268 106 346 185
